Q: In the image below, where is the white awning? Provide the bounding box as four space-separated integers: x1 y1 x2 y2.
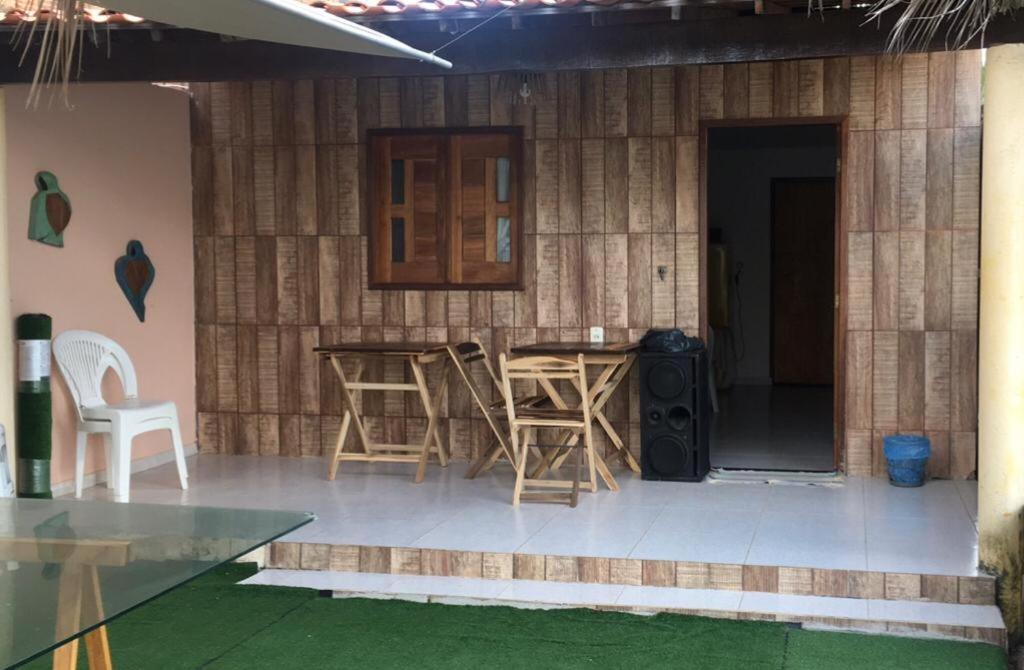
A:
104 0 452 68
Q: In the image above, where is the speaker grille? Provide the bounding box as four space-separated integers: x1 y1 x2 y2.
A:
647 361 688 400
647 435 690 477
639 350 710 483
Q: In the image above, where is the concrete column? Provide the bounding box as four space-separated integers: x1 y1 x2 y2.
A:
979 43 1024 641
0 89 14 487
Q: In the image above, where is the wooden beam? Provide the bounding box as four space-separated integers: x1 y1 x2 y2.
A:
0 10 1021 82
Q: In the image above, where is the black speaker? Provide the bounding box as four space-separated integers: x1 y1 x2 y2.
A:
639 350 710 482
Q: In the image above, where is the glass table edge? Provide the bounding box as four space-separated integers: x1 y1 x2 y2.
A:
7 510 316 670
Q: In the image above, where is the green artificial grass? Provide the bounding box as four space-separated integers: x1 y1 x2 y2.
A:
21 564 1007 670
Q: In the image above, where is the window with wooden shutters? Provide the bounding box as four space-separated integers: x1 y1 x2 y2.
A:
369 128 522 289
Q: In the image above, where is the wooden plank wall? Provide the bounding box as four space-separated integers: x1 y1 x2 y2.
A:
189 50 982 478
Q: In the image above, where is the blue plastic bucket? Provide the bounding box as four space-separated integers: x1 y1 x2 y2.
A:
883 434 931 487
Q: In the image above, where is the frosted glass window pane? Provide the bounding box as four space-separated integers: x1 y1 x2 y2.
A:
496 217 511 263
496 157 510 203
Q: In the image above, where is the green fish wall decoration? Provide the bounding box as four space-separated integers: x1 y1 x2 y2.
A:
28 171 71 247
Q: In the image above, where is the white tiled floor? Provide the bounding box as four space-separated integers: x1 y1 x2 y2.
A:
243 568 1004 631
86 453 981 577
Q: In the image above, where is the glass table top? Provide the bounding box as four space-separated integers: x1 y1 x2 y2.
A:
0 498 314 669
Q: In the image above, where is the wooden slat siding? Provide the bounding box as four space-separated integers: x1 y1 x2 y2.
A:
651 138 675 233
927 52 955 129
257 326 280 413
235 237 257 324
443 75 469 128
772 60 799 118
924 331 951 431
951 330 978 432
951 431 976 479
748 62 773 118
293 80 316 144
926 429 951 479
559 139 582 233
279 414 302 457
924 230 952 331
651 67 676 135
675 136 699 234
535 140 560 234
846 330 872 430
559 235 582 329
898 231 925 331
898 330 926 431
899 130 926 231
581 70 605 138
276 236 299 325
210 82 232 145
278 326 301 415
676 234 700 334
954 50 983 128
190 82 213 146
951 230 980 331
191 145 214 236
698 64 724 120
297 236 320 325
335 78 358 144
605 233 629 329
723 63 749 119
214 236 237 323
271 80 295 144
237 325 259 413
846 132 874 233
405 291 426 327
627 138 652 232
535 72 560 138
466 75 490 126
232 147 254 235
536 235 560 328
198 412 219 453
378 78 401 127
846 429 873 476
383 291 405 328
515 235 538 327
823 57 851 117
581 139 605 234
627 233 652 328
295 145 318 235
252 147 276 235
604 68 628 137
674 65 699 135
952 127 981 230
313 79 337 144
873 131 900 232
356 78 380 138
399 77 423 128
250 81 274 145
194 237 217 325
254 236 278 324
218 413 238 455
873 330 899 430
299 326 321 415
336 144 360 236
926 129 954 233
338 235 362 325
847 232 873 331
216 325 238 413
900 53 929 130
874 56 901 130
420 76 445 127
315 146 338 236
797 59 824 116
196 325 218 412
274 146 298 235
558 71 582 139
627 67 652 136
604 138 629 234
651 233 675 328
238 413 259 455
212 146 233 236
848 56 876 131
582 234 605 327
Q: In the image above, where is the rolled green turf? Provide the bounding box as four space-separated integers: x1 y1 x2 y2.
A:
21 565 1007 670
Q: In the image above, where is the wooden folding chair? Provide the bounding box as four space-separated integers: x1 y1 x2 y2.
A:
447 339 547 479
499 353 596 507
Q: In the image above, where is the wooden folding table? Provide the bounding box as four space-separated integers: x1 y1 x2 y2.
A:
510 341 641 491
316 342 452 483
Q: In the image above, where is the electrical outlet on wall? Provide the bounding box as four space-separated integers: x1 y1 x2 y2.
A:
589 326 604 344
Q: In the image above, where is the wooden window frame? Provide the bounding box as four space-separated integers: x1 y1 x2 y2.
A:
367 126 525 291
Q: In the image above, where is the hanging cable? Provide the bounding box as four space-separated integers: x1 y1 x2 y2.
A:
430 5 514 57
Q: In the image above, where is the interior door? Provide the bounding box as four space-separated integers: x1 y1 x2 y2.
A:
770 177 835 385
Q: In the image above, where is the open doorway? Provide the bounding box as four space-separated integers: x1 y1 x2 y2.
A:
705 123 840 472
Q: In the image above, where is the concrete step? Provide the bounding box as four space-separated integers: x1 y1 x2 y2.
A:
243 568 1006 647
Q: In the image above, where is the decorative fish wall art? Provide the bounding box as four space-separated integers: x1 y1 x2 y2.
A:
114 240 155 322
28 171 71 247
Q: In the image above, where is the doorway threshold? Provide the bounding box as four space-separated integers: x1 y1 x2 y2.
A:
708 468 844 486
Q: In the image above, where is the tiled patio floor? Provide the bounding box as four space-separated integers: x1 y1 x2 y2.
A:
80 453 981 578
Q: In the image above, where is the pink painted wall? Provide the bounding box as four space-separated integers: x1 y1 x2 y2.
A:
5 83 195 488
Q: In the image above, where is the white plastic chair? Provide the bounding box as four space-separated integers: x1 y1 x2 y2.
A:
53 330 188 502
